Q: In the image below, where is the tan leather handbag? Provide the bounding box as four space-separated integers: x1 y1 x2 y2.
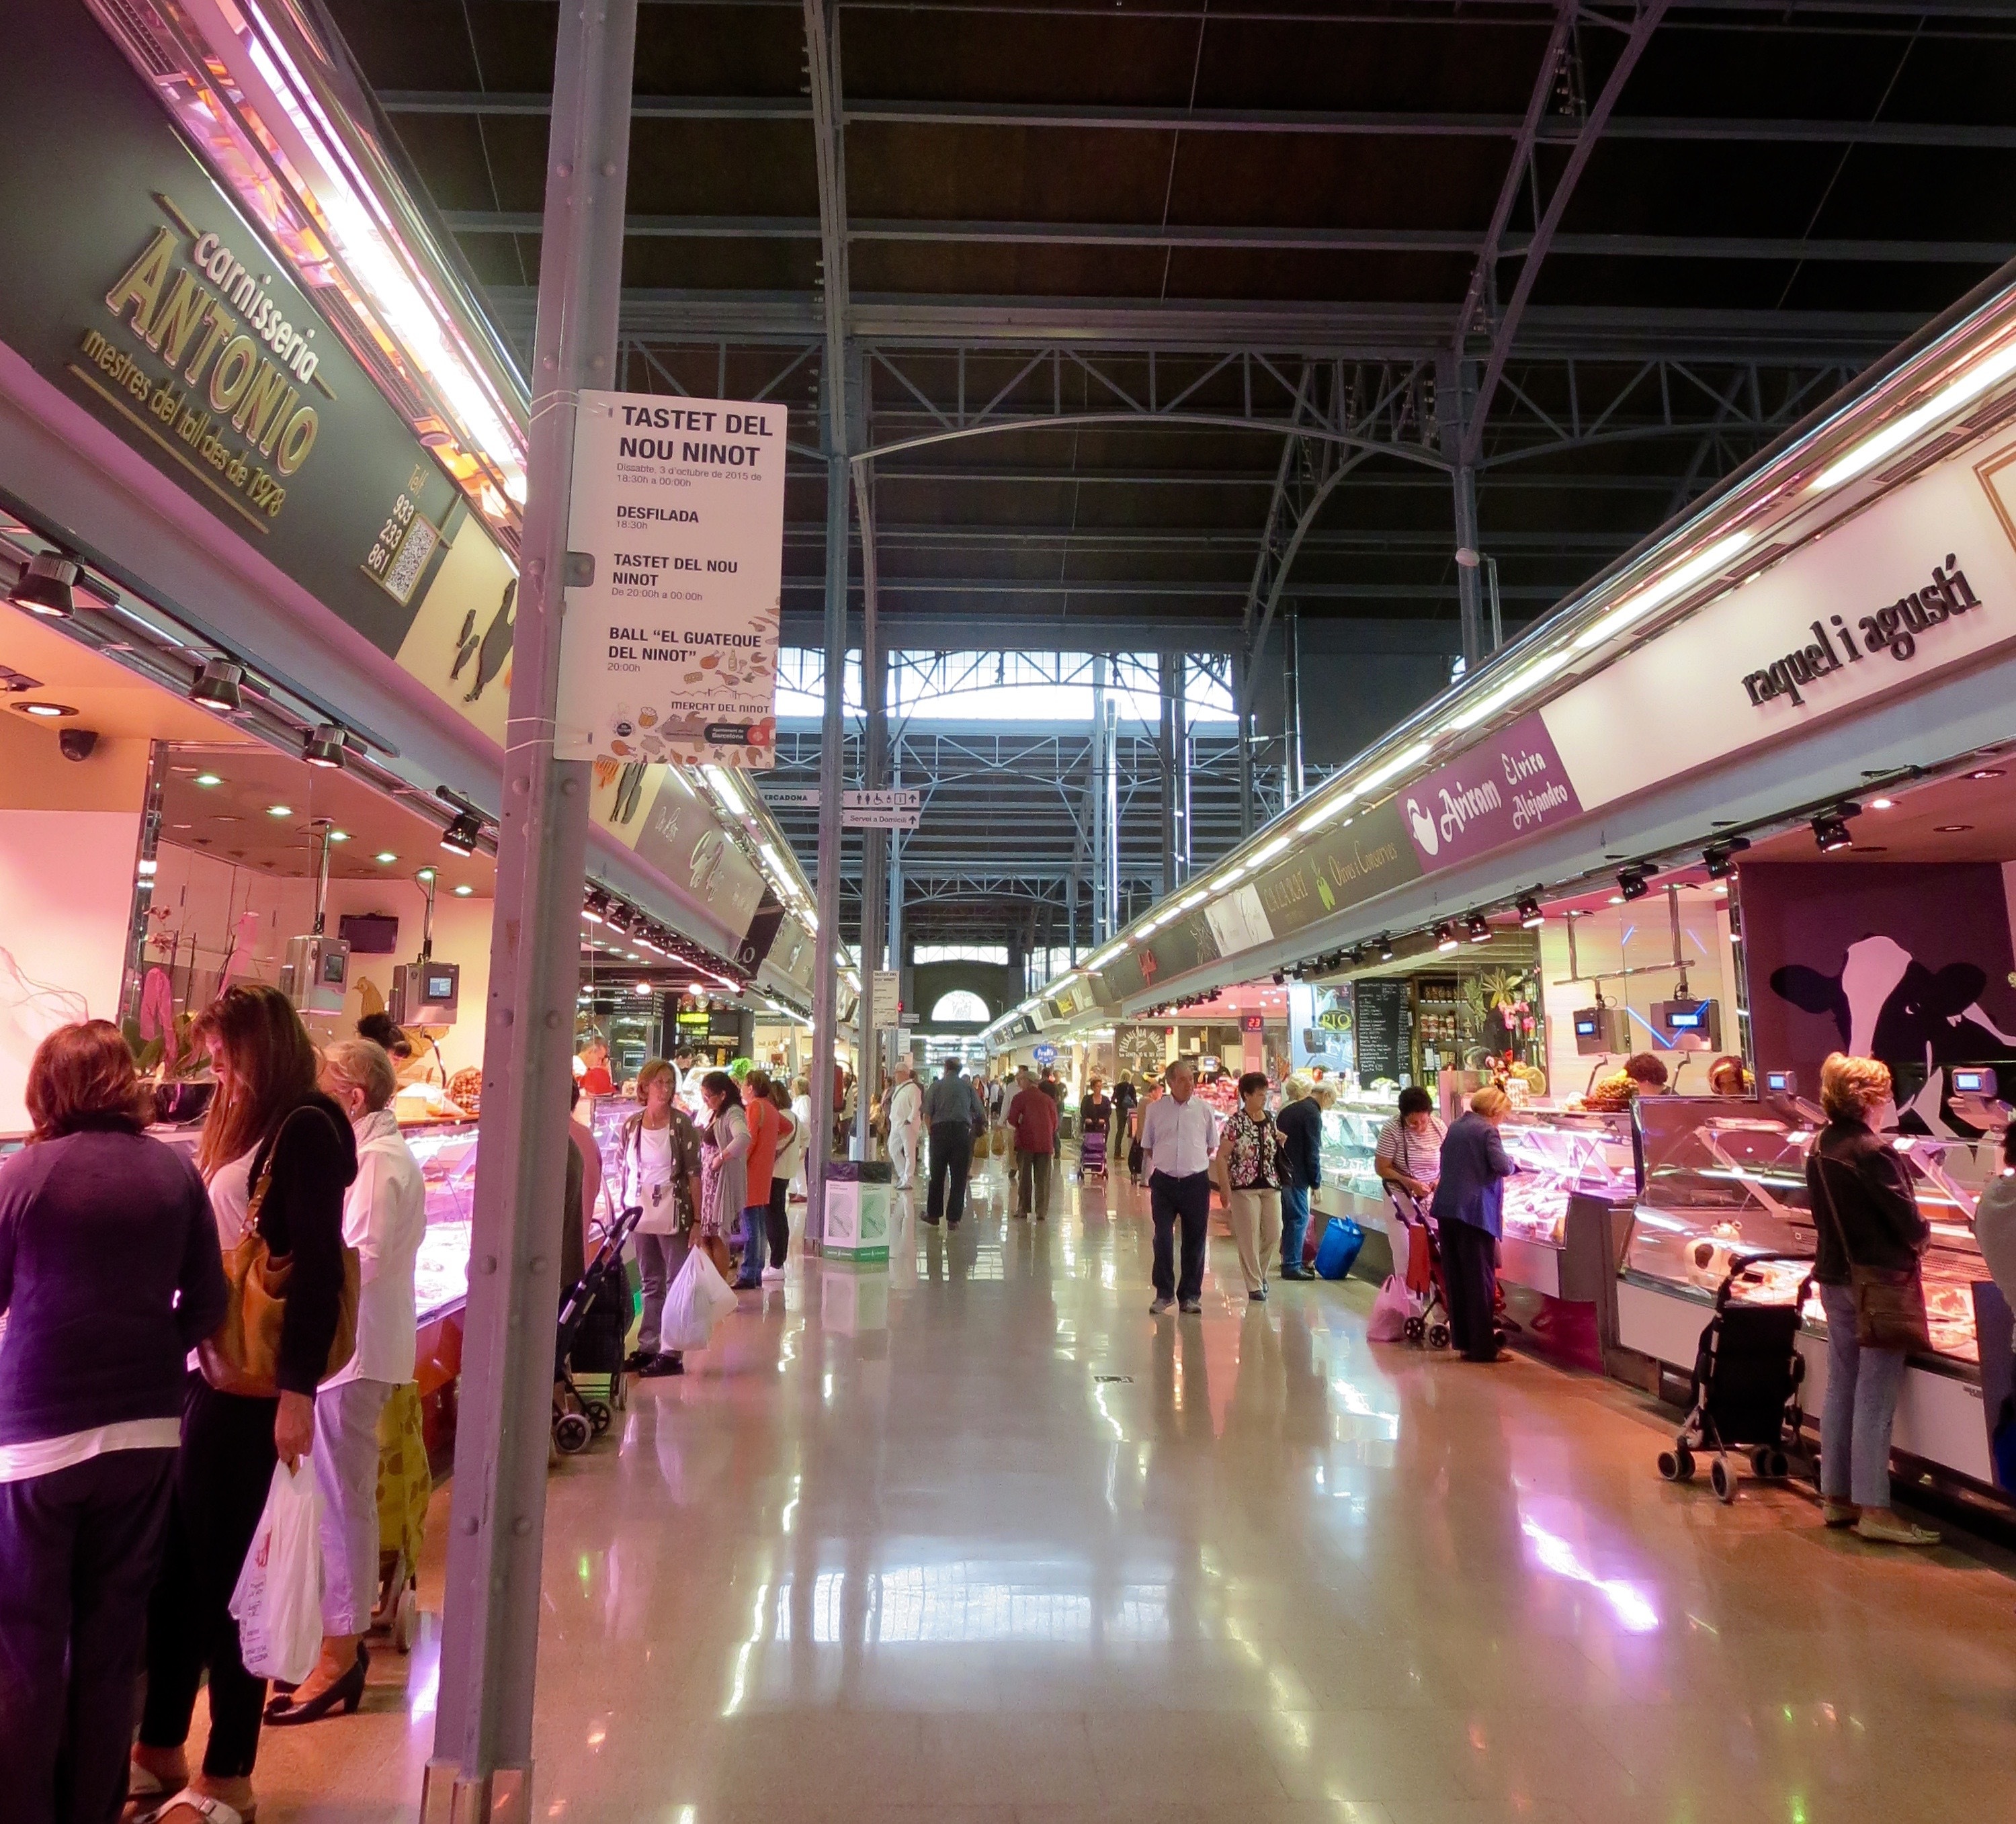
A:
200 1107 361 1397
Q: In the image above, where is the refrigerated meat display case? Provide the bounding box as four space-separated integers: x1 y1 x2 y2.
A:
1618 1096 2003 1488
405 1118 479 1463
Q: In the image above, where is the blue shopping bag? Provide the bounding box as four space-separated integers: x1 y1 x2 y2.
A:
1314 1216 1364 1281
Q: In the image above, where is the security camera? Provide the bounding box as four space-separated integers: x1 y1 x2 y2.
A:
58 728 98 763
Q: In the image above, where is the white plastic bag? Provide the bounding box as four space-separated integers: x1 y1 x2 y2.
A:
660 1242 739 1351
228 1461 324 1685
1366 1273 1421 1344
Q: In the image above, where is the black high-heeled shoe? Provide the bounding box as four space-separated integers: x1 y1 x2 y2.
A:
263 1644 368 1725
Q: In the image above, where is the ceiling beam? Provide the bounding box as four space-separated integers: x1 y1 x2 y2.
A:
442 210 2012 265
376 91 2016 149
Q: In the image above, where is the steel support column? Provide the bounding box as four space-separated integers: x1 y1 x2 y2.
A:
422 5 636 1820
854 612 886 1158
1103 689 1120 931
1283 605 1304 806
1439 352 1486 668
1157 652 1179 897
806 440 848 1232
1089 655 1108 941
1234 648 1255 840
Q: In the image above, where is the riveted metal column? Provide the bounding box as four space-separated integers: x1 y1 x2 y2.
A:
1439 353 1486 670
853 570 886 1159
806 426 848 1237
1157 652 1179 896
422 4 636 1820
1284 604 1304 806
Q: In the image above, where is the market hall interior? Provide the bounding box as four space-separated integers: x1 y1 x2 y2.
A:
246 1156 2016 1824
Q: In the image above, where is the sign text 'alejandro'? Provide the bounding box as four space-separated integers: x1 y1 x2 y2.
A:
556 391 787 767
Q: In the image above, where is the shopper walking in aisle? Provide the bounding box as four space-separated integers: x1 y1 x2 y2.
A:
1275 1073 1322 1280
620 1060 702 1379
1432 1086 1517 1364
131 983 357 1824
1079 1075 1112 1172
698 1072 753 1288
788 1076 813 1202
1040 1067 1065 1162
886 1054 924 1193
734 1071 780 1291
764 1078 798 1276
265 1037 423 1727
0 1022 226 1824
1140 1060 1222 1315
1807 1052 1939 1545
1111 1073 1138 1162
923 1057 984 1227
1007 1067 1060 1219
1213 1072 1285 1300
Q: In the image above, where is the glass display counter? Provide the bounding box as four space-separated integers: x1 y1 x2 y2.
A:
404 1119 480 1323
1618 1097 2000 1486
1319 1096 1398 1207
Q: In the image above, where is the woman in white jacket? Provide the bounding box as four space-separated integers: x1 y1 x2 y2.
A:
268 1039 424 1725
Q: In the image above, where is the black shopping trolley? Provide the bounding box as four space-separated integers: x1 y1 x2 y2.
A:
1657 1250 1814 1503
553 1202 644 1455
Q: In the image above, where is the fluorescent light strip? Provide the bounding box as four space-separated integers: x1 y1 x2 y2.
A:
1813 339 2016 493
1443 648 1573 734
1176 889 1208 910
1208 865 1248 892
1570 531 1754 654
1251 833 1291 863
1296 793 1355 835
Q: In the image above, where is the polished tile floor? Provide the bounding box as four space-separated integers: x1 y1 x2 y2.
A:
248 1153 2016 1824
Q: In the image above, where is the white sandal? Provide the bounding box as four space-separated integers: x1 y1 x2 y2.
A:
142 1790 257 1824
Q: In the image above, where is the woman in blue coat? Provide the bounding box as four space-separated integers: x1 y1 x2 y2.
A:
1430 1085 1517 1362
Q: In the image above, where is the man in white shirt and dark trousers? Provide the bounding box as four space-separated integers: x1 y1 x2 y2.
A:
1140 1059 1222 1314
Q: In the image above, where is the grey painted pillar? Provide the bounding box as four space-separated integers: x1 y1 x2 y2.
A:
1089 655 1107 941
1234 648 1255 840
1157 652 1178 896
886 724 904 1033
423 5 636 1819
1283 604 1304 806
1439 353 1486 669
806 433 849 1240
1175 658 1191 881
1103 689 1120 933
854 632 887 1158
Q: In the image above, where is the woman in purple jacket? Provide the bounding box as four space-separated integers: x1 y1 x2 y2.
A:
0 1021 227 1824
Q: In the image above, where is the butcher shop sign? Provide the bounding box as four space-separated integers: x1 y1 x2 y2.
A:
556 390 787 768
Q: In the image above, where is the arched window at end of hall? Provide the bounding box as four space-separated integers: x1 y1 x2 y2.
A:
930 990 993 1024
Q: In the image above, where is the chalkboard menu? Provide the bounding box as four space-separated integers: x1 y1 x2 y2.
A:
1353 980 1412 1086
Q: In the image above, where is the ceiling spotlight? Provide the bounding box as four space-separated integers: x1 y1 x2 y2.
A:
11 552 79 618
1702 835 1750 879
439 812 482 857
375 851 397 865
1465 911 1492 944
13 700 76 719
1434 921 1460 953
1870 797 1895 810
1812 804 1860 853
1617 867 1649 902
1517 896 1546 929
302 724 347 769
1968 768 2005 781
582 892 608 924
1377 934 1395 962
190 658 245 711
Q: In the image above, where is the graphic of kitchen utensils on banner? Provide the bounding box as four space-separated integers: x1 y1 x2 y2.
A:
555 391 788 769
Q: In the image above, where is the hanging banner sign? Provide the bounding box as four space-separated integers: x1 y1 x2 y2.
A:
556 390 787 769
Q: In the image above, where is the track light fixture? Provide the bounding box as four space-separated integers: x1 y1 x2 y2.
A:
1465 911 1492 944
1377 933 1395 962
1617 866 1650 902
302 724 347 770
439 812 482 858
581 892 608 924
1702 836 1751 879
11 552 79 618
1434 921 1460 953
1517 895 1546 929
1812 806 1859 853
190 658 245 711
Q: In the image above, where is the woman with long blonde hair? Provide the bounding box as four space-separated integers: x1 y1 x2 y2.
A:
128 984 357 1824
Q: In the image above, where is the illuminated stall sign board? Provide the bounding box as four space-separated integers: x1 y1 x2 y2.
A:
1742 554 1982 708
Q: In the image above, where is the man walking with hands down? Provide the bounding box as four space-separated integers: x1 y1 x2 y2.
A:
1140 1059 1222 1314
923 1057 984 1227
1007 1067 1060 1219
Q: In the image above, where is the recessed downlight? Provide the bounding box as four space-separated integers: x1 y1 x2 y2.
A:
376 851 398 863
194 773 223 787
265 804 292 818
13 700 76 718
